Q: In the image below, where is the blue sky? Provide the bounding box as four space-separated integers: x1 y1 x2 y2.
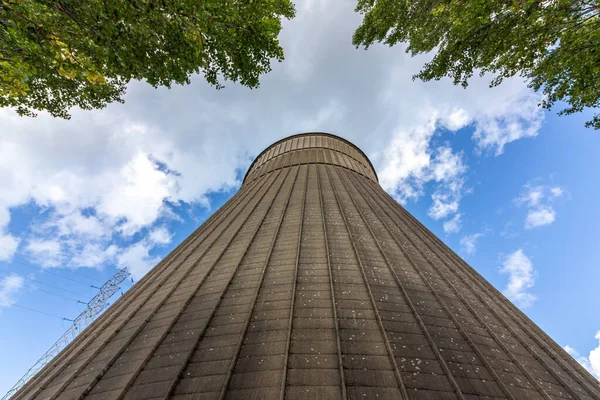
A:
1 0 599 395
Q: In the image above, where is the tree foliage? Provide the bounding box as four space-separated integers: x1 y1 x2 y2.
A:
353 0 600 129
0 0 295 118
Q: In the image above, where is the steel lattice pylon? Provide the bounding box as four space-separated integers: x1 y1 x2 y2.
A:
2 268 130 400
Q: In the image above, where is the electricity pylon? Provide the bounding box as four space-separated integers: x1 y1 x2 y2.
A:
2 268 130 400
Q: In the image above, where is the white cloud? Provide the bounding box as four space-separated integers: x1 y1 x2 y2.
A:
0 233 19 261
149 227 174 246
0 274 24 308
378 127 468 222
52 211 108 238
0 207 11 229
430 147 466 182
114 226 173 279
525 206 556 229
444 109 471 131
379 131 468 204
24 232 117 270
117 241 160 280
564 334 600 379
443 214 462 233
471 93 543 156
429 192 461 220
25 239 63 267
378 121 437 201
98 153 178 235
69 244 118 268
0 207 20 261
592 333 600 380
516 185 545 207
461 233 484 255
550 186 564 197
116 227 173 279
499 249 537 308
515 183 565 230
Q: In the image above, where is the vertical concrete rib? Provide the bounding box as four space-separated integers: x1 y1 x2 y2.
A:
321 165 408 399
79 176 272 400
91 176 278 399
159 167 293 399
373 180 600 399
316 165 347 400
56 171 283 400
217 167 300 399
280 166 309 400
356 174 579 399
344 170 532 399
332 167 469 400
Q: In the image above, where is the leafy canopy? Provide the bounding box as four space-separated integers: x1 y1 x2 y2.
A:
353 0 600 129
1 0 295 119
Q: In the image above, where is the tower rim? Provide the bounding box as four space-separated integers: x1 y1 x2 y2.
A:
242 132 379 184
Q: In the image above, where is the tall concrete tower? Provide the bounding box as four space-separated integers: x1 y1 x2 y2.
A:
14 133 599 400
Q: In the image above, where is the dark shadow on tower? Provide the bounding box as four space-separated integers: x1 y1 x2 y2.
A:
13 133 600 400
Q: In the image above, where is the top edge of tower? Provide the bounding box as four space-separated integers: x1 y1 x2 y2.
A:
242 132 379 184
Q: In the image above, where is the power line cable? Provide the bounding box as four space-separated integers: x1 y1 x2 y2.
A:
10 304 72 321
0 269 88 298
34 288 87 304
0 270 88 303
2 257 99 288
0 245 105 283
30 281 88 299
